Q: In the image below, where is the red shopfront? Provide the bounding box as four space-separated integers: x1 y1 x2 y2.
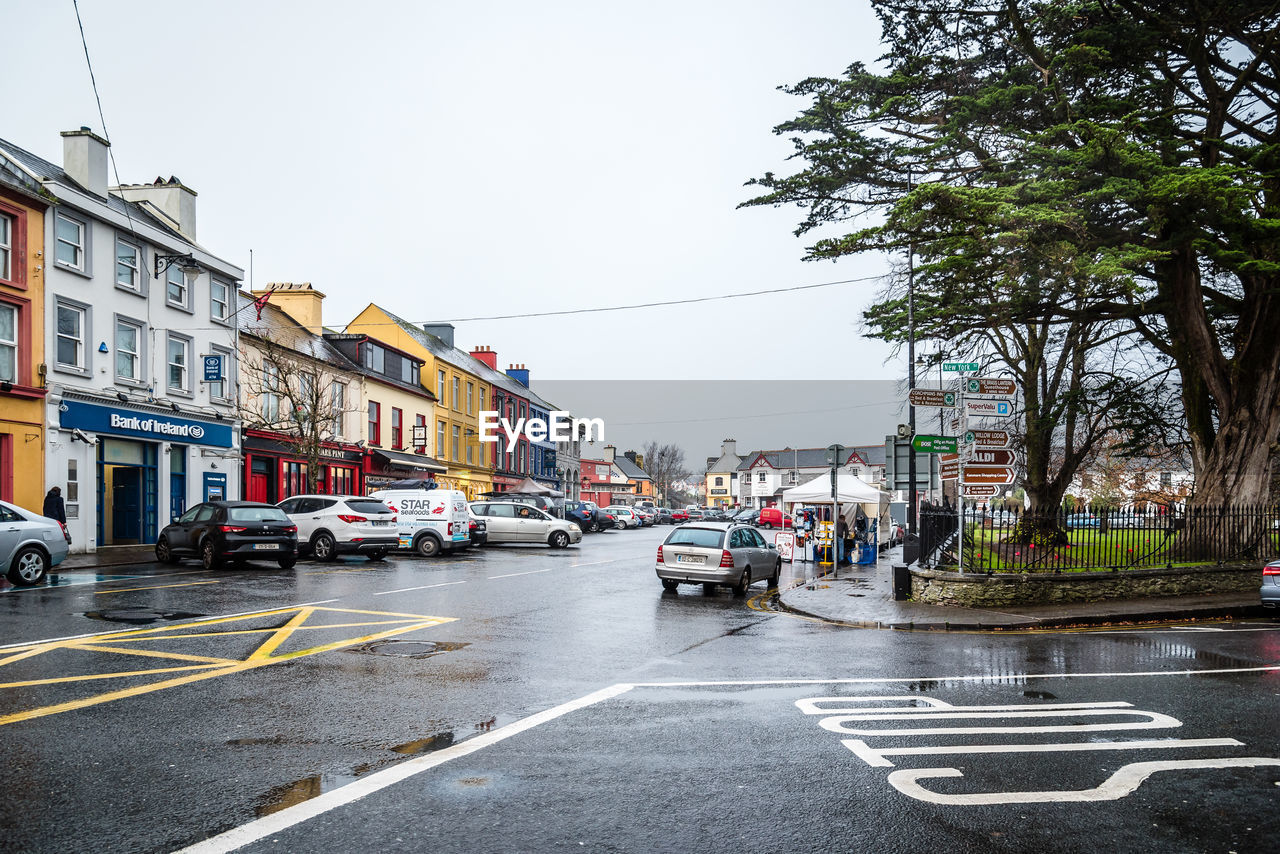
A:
242 429 365 503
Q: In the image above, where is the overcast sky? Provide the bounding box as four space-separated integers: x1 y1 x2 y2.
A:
5 1 903 386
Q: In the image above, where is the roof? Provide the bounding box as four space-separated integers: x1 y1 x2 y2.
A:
614 456 651 480
238 292 361 373
706 451 743 473
737 446 882 471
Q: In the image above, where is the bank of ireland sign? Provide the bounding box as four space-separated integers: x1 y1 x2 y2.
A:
60 400 233 448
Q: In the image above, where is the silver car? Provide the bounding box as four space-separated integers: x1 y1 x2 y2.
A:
469 501 582 548
1263 560 1280 609
656 522 780 595
1 499 70 586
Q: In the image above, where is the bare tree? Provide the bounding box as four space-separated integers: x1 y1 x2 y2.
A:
640 441 689 505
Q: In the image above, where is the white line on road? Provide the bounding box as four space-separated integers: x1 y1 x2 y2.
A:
488 569 553 579
373 581 467 596
172 682 636 854
842 737 1244 767
568 559 623 568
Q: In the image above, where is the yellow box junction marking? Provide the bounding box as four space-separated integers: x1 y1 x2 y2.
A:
0 606 455 727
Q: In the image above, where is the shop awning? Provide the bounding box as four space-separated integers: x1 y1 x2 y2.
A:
371 448 447 474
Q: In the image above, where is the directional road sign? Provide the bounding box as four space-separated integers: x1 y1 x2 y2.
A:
961 484 1000 498
964 398 1012 418
943 361 980 372
961 465 1016 485
964 377 1017 397
967 448 1017 466
911 435 958 454
940 452 960 481
908 388 956 408
964 429 1011 447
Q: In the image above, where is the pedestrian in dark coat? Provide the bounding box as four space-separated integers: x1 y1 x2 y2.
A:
43 487 66 523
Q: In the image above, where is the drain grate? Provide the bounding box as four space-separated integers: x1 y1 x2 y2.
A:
84 609 205 624
346 639 468 659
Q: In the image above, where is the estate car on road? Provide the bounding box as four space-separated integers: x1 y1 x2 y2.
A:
469 501 582 548
655 522 781 595
0 499 70 586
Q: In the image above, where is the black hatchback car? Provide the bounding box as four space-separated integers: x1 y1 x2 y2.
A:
156 501 298 570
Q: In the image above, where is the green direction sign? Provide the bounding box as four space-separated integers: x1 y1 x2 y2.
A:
943 361 981 372
911 435 958 454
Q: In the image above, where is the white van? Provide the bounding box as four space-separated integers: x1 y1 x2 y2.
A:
369 487 472 557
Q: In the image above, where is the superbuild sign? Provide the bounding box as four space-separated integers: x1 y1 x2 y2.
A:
109 413 207 440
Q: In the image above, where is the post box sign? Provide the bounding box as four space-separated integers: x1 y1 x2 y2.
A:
60 400 234 448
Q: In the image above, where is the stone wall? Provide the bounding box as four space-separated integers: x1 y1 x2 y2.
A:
910 564 1260 607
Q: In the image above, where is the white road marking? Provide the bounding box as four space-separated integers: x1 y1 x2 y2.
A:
842 737 1244 768
797 698 1127 715
373 581 467 596
887 758 1280 805
0 599 342 651
488 569 552 579
0 575 144 594
568 559 623 568
172 682 636 854
819 707 1183 736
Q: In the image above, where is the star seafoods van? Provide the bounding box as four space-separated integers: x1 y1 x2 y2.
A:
369 488 472 556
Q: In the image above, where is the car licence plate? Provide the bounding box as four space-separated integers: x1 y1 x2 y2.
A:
675 554 704 565
371 520 391 527
253 543 279 550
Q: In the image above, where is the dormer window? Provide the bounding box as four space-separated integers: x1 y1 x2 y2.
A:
363 343 384 373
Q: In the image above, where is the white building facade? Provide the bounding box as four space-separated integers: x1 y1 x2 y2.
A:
1 129 244 552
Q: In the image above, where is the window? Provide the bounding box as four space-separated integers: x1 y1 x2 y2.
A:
400 358 419 385
262 363 280 422
55 301 85 370
437 421 446 459
479 387 486 413
466 435 474 464
209 346 232 401
714 476 724 486
364 343 384 373
757 471 766 483
0 213 11 281
0 303 15 383
330 382 346 438
452 424 460 461
788 471 798 484
391 407 403 449
414 414 426 452
54 213 85 270
166 263 188 307
466 382 474 414
116 239 140 291
437 370 446 403
67 459 79 505
115 318 141 382
167 335 189 391
452 377 460 411
368 401 381 445
210 280 230 322
282 461 309 499
1160 471 1172 487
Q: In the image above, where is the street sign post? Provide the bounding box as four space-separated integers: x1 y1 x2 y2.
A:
943 361 980 372
961 484 1000 498
964 429 1011 447
964 377 1017 396
940 452 959 481
911 435 958 454
908 388 957 408
960 465 1016 485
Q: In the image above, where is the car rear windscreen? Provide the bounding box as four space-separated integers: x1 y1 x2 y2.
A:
665 528 725 549
228 507 291 522
344 499 392 514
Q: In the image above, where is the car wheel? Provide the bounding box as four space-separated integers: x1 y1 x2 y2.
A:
366 550 388 561
588 520 599 533
200 539 221 572
311 532 337 562
733 567 752 596
661 579 679 592
154 537 179 565
7 546 49 586
768 560 781 588
415 534 441 557
278 557 297 569
550 531 570 549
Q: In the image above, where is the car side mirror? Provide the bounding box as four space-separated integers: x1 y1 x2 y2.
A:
767 543 777 550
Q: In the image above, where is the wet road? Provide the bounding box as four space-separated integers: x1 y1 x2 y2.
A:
1 526 1278 853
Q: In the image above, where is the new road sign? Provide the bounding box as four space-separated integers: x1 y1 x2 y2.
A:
967 448 1017 466
961 465 1016 485
964 377 1017 397
961 484 1000 498
964 429 1011 447
911 435 958 454
964 398 1012 418
943 361 980 372
908 388 956 408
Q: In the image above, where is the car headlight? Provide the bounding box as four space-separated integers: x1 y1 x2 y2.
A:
569 523 581 532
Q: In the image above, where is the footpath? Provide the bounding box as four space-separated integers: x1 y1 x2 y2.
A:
777 546 1267 631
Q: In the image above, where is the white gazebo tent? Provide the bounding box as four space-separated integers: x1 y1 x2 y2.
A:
782 472 893 548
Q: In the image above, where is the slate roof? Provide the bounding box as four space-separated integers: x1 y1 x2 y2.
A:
706 451 743 473
737 445 884 470
614 456 651 481
238 292 360 373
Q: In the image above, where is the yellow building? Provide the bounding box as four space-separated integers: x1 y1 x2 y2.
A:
0 180 47 510
346 305 493 499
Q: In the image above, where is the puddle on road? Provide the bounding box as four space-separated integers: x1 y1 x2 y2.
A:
256 772 360 817
83 608 205 624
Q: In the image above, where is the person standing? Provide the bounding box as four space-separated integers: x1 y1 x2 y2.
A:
43 486 66 523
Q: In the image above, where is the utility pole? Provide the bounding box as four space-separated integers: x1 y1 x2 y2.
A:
906 167 918 555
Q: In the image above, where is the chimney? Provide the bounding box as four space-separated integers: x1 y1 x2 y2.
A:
115 175 198 239
60 127 110 198
722 438 737 457
506 363 530 387
470 345 498 370
603 445 616 464
255 282 326 333
423 323 455 348
624 450 637 464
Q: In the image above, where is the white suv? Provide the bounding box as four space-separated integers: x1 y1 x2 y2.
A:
277 495 398 561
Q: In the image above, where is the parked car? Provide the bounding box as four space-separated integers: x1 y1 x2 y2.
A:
655 522 781 595
562 500 597 531
1066 513 1100 529
1 499 70 586
369 486 472 557
733 508 759 526
633 507 655 526
469 501 582 548
277 494 398 561
686 509 706 522
671 508 689 523
468 515 488 546
757 507 792 529
702 508 726 522
607 506 641 529
653 507 674 525
506 494 562 517
156 501 298 571
1263 560 1280 609
597 511 617 531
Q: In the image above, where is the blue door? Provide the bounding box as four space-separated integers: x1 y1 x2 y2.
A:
112 467 142 542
